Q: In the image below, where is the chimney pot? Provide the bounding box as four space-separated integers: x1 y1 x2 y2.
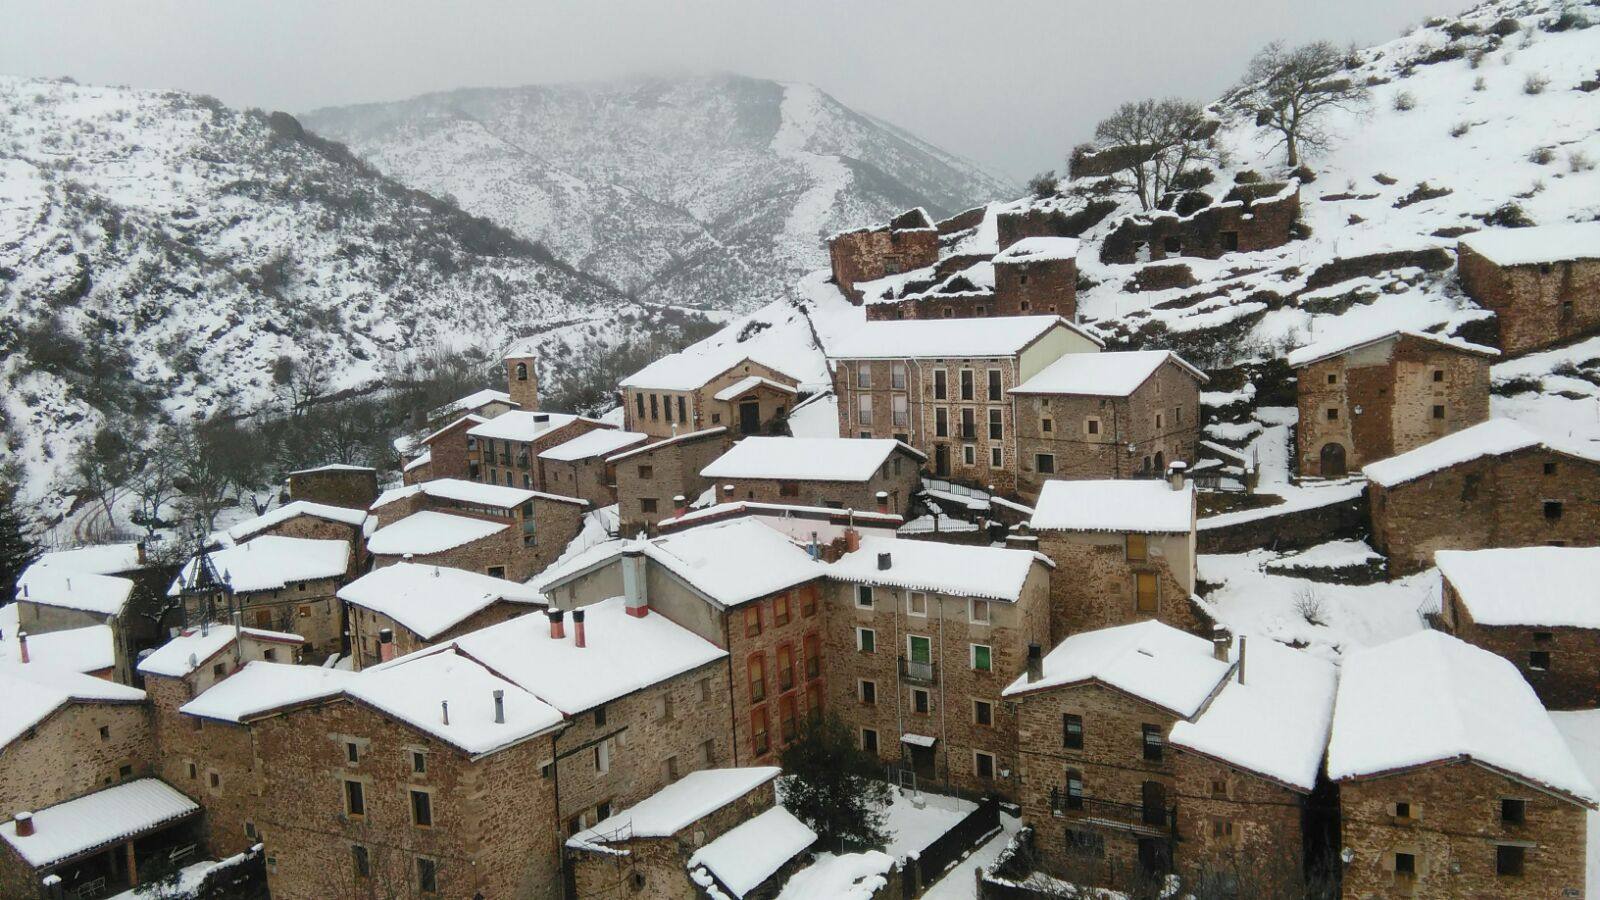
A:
622 550 649 617
13 812 33 837
378 628 396 663
1237 635 1247 685
573 609 587 648
844 527 861 553
1168 460 1189 491
17 631 28 665
877 552 891 570
547 609 566 640
441 701 450 726
1026 643 1043 683
493 689 505 724
875 491 889 514
1212 627 1231 662
673 495 687 517
722 484 734 498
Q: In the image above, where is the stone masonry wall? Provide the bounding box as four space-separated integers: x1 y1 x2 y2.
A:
288 469 378 510
1034 531 1207 643
421 416 478 482
0 700 151 817
712 460 922 519
829 226 940 304
1170 750 1307 898
994 255 1077 321
148 676 261 858
726 583 826 769
1459 247 1600 356
1442 581 1600 710
614 432 733 535
1099 185 1299 265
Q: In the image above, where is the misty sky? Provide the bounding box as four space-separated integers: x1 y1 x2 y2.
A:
4 0 1470 182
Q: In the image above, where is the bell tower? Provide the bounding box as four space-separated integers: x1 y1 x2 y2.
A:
504 344 540 411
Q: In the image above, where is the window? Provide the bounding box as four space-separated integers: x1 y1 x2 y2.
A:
677 396 686 422
891 363 907 390
640 497 658 514
856 585 874 609
744 606 762 638
801 588 817 618
935 408 949 437
412 750 426 774
963 445 976 465
352 845 371 878
1063 714 1083 749
972 644 993 671
1209 779 1228 799
857 395 873 426
1065 770 1085 810
975 751 996 779
974 699 993 726
659 691 675 721
933 369 948 400
804 633 821 678
1496 845 1524 877
702 739 717 766
908 634 932 667
344 780 366 817
991 446 1003 468
970 599 991 624
908 592 928 616
1035 452 1056 474
1327 372 1339 385
410 790 432 827
1041 412 1053 433
960 407 976 440
1209 816 1236 843
99 725 109 741
417 857 438 894
594 738 611 774
777 644 795 692
1529 650 1550 671
1085 417 1100 436
208 771 219 788
1393 801 1413 820
857 628 876 653
188 762 197 780
862 728 879 754
699 677 714 703
752 709 770 756
1544 500 1564 520
988 369 1003 401
594 705 607 727
486 565 506 579
649 394 659 420
779 695 798 742
1432 404 1445 419
960 369 975 401
263 648 276 662
638 464 653 479
1142 724 1164 761
748 654 766 702
1501 798 1526 825
1545 462 1557 476
1135 572 1158 613
212 663 226 679
860 679 877 705
1126 533 1147 562
1461 473 1481 501
663 395 673 423
857 363 872 389
664 754 680 782
774 594 790 626
912 688 931 714
1155 413 1163 429
1326 407 1339 421
892 394 909 427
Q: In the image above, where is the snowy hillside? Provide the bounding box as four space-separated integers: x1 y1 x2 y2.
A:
0 77 668 519
302 74 1014 312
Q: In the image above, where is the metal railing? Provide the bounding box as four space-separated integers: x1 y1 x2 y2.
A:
1048 786 1176 834
899 656 937 684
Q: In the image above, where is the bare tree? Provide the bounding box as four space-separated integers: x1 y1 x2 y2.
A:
1236 41 1369 168
273 352 333 418
1092 98 1220 210
171 422 237 532
130 440 182 538
71 422 141 533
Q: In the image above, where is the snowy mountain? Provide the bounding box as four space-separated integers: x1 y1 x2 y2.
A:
0 76 672 519
302 74 1015 312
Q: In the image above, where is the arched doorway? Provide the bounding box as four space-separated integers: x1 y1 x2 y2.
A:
1319 442 1348 478
1153 451 1166 475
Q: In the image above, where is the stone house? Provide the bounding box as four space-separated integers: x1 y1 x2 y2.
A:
1287 329 1497 478
992 237 1079 319
13 569 138 684
1363 418 1600 575
1004 621 1234 891
537 428 649 508
1025 475 1207 642
423 387 518 434
1010 350 1207 496
0 664 149 818
700 436 925 516
1098 181 1300 265
829 208 940 303
1167 636 1338 897
1436 547 1600 709
0 623 119 679
654 499 904 540
339 562 545 668
170 536 351 658
859 235 1077 323
469 411 612 491
828 316 1102 495
621 354 801 440
568 766 814 900
412 412 489 483
1458 222 1600 355
222 500 370 579
826 536 1052 798
610 427 733 535
1328 631 1595 899
286 464 378 510
367 478 589 581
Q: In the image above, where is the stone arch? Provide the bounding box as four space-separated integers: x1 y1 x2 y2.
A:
514 361 528 381
1319 442 1348 478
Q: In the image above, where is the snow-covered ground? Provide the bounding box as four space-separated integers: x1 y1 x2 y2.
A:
882 787 978 861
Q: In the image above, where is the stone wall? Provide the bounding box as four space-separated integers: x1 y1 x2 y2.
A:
505 354 540 412
829 216 941 304
614 432 733 535
288 468 378 510
188 577 343 657
1197 490 1369 555
711 458 922 519
1339 761 1587 899
148 676 261 858
421 416 478 482
1034 530 1206 643
725 583 827 768
1459 247 1600 356
1170 751 1308 897
540 455 619 509
245 516 366 580
0 699 151 817
995 202 1117 252
1442 581 1600 710
347 601 540 669
476 418 608 492
994 254 1077 321
1099 184 1299 265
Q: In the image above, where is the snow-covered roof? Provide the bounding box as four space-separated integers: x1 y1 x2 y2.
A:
1168 638 1337 792
0 622 115 675
786 390 840 439
16 568 134 617
702 437 923 483
403 451 432 473
338 563 544 640
656 501 903 532
713 376 798 401
688 806 817 898
468 410 601 442
372 477 533 511
420 595 728 715
1363 418 1600 488
1436 547 1600 630
1011 350 1206 396
433 388 516 419
136 624 304 679
348 648 564 756
1460 222 1600 267
367 511 508 556
1030 479 1194 533
827 316 1102 359
829 536 1046 602
993 236 1081 263
421 413 488 446
539 429 649 462
170 536 350 596
776 850 895 900
1002 621 1232 718
28 543 146 576
636 519 823 608
0 663 144 750
1285 327 1499 369
621 350 800 393
288 463 374 475
225 500 367 542
180 661 354 723
606 426 728 464
568 767 780 849
0 779 200 869
1328 631 1596 805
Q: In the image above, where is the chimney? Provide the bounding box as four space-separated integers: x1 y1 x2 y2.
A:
547 609 566 640
572 609 587 648
533 413 550 424
673 495 687 518
17 631 28 665
722 484 734 501
136 541 147 565
622 549 649 617
875 491 889 515
806 531 821 561
1237 635 1247 685
1212 627 1231 663
1168 460 1188 491
13 812 33 838
378 628 396 662
441 701 450 726
1026 643 1043 683
877 552 892 571
493 690 505 724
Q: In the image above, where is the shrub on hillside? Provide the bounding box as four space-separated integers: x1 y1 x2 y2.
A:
1392 91 1417 111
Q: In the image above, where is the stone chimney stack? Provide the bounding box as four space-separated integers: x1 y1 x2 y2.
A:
722 484 735 502
1212 627 1231 662
547 609 566 640
493 690 505 724
378 629 396 662
673 495 688 518
13 812 33 838
573 609 587 648
622 549 649 618
1026 643 1043 683
1168 460 1188 491
875 491 889 515
17 631 28 665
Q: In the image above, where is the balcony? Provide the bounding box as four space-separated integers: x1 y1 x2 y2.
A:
898 656 937 685
1048 787 1176 837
